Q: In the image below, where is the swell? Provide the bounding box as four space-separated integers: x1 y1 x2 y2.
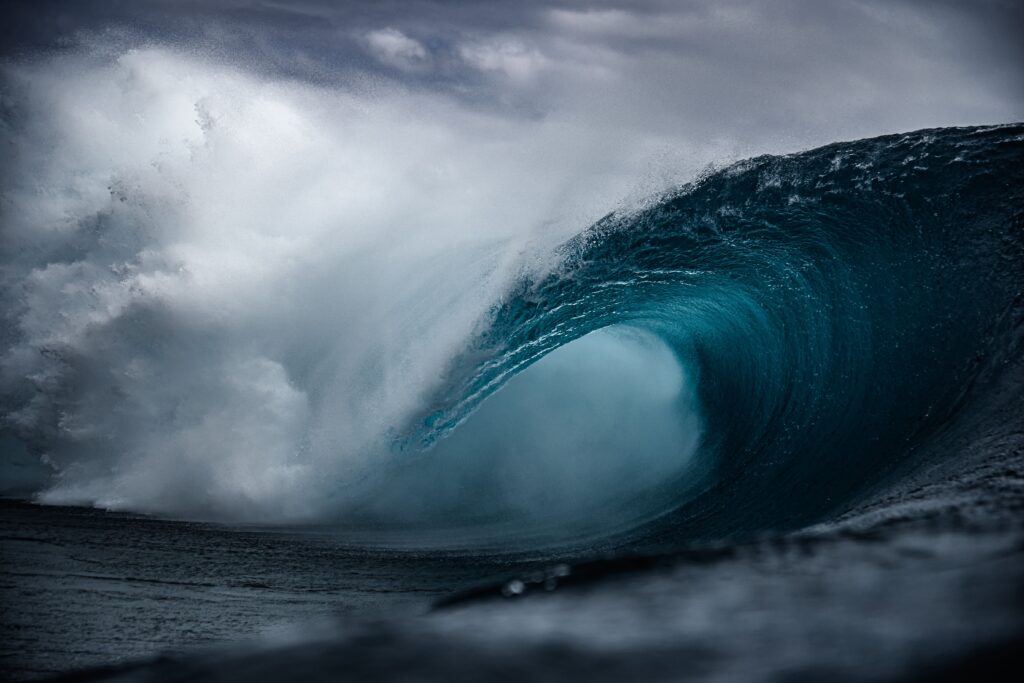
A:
412 124 1024 546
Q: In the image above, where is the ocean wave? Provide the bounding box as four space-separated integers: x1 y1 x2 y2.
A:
2 47 1022 549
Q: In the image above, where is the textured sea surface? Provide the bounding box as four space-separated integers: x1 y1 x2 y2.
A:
0 502 548 680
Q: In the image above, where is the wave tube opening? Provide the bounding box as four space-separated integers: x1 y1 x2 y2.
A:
338 325 707 549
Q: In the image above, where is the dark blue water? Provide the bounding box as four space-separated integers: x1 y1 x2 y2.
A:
406 123 1024 548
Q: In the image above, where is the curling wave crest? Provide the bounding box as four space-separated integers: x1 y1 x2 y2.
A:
2 48 1022 550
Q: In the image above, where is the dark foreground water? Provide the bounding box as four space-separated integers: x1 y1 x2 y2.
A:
0 502 549 680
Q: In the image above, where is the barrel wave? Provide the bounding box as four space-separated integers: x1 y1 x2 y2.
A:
2 112 1022 550
407 123 1024 547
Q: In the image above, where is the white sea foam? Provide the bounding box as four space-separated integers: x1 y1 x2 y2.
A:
0 47 702 523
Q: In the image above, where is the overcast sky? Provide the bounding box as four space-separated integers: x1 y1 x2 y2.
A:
3 0 1022 159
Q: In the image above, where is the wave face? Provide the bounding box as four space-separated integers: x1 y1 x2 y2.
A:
406 123 1024 545
1 49 1021 545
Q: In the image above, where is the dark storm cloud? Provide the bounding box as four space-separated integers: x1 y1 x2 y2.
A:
2 0 1022 136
